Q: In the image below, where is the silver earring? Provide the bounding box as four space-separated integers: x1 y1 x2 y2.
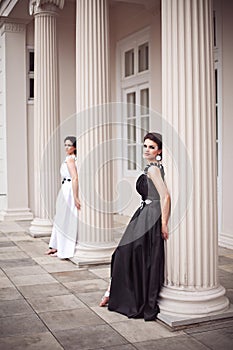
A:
156 154 161 161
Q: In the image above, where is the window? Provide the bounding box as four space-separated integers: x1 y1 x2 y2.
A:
28 49 34 100
118 28 150 173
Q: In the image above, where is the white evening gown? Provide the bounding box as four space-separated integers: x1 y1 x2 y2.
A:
49 155 78 259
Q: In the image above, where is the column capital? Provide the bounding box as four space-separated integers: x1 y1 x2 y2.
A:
29 0 65 16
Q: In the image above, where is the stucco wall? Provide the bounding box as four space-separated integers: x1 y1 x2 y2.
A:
109 1 161 216
221 0 233 247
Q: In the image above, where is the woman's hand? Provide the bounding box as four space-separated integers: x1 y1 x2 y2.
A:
75 198 81 210
162 223 169 240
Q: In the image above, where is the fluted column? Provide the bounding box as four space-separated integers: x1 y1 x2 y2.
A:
29 0 64 236
159 0 230 325
73 0 115 265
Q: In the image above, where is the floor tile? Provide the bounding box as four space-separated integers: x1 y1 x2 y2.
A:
38 307 105 331
219 270 233 289
3 265 47 277
0 246 22 253
10 273 58 286
0 269 5 277
0 251 29 260
0 258 38 269
219 264 233 273
0 332 63 350
89 267 111 279
0 241 17 247
226 289 233 303
17 283 70 298
100 345 135 350
63 278 108 293
54 324 127 350
28 294 85 312
218 256 233 265
0 276 15 288
0 222 25 233
15 241 48 258
191 327 233 350
91 305 130 323
134 335 209 350
51 269 98 283
0 314 47 337
76 290 107 307
0 299 33 317
41 262 79 273
111 319 183 343
0 287 23 301
184 319 233 334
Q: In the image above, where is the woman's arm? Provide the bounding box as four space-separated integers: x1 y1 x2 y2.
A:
147 166 170 240
66 157 81 210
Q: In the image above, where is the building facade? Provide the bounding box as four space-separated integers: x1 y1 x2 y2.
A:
0 0 232 325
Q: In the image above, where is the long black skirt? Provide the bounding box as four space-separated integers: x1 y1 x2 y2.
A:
108 202 164 321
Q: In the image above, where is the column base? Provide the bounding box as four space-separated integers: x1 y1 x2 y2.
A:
219 231 233 250
0 208 33 221
71 242 116 267
158 285 230 328
29 217 53 237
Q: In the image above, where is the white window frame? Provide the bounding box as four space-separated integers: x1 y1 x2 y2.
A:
116 27 151 177
27 46 34 104
213 1 222 234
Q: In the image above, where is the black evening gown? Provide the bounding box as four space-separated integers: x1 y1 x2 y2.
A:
108 163 165 321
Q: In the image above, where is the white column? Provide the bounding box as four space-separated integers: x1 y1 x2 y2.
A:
73 0 115 266
159 0 230 326
29 0 64 237
0 19 33 221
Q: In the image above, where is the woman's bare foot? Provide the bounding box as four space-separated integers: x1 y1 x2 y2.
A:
45 248 57 255
99 290 110 307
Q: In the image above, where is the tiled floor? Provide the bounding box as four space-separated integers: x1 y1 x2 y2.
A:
0 221 232 350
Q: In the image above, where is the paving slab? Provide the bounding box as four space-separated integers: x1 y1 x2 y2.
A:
0 276 15 288
51 269 98 283
92 305 131 323
63 278 108 293
38 307 105 331
0 251 29 260
9 273 58 286
76 290 107 307
0 299 33 317
110 319 183 343
89 267 111 279
0 241 17 247
28 294 85 312
17 282 70 298
0 258 38 269
190 327 233 350
0 314 47 338
219 270 233 289
0 332 63 350
99 345 136 350
3 265 47 277
0 222 25 233
54 324 128 350
134 335 209 350
218 255 233 265
15 241 49 258
184 319 233 334
0 286 23 301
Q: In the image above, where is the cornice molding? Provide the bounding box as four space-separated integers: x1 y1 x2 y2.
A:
0 18 26 34
29 0 65 16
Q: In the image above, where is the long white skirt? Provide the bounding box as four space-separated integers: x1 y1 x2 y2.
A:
49 182 78 259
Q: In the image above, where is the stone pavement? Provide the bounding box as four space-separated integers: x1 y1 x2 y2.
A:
0 221 233 350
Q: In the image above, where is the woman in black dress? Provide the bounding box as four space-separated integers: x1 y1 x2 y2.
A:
100 132 170 321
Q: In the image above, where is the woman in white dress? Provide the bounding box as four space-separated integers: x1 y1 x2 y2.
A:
45 136 81 259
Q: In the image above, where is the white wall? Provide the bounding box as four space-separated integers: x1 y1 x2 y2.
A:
220 0 233 248
109 1 161 216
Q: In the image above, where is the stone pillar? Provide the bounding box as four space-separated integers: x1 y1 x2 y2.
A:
0 19 33 221
29 0 64 237
73 0 115 266
159 0 230 326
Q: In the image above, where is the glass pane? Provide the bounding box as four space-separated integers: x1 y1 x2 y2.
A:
125 49 134 77
29 51 34 72
127 92 136 117
127 119 136 142
140 88 149 115
141 117 149 141
29 78 34 98
128 146 136 170
138 42 149 72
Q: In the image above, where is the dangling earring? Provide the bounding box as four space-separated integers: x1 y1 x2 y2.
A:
156 154 161 162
